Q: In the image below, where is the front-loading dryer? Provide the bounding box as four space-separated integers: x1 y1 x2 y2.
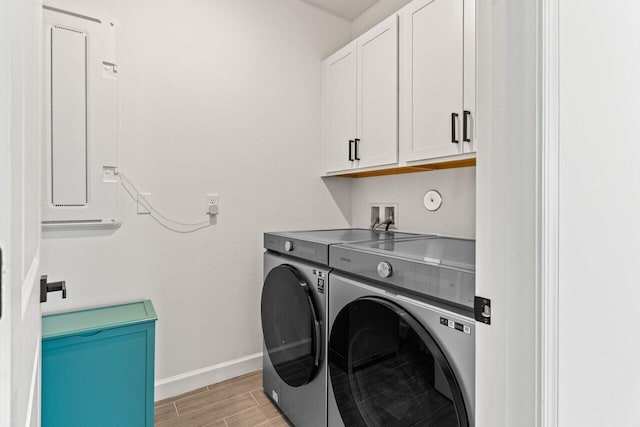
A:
261 252 327 427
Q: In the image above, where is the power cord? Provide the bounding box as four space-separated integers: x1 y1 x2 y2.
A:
115 169 212 234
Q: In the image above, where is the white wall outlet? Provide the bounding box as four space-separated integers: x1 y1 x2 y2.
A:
102 166 118 183
206 194 219 215
137 193 151 215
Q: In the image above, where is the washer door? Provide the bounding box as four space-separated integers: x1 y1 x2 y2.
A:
329 297 469 427
261 264 321 388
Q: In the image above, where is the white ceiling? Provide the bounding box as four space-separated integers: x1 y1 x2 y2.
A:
299 0 380 20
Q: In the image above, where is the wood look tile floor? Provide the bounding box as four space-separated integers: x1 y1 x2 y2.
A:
154 371 290 427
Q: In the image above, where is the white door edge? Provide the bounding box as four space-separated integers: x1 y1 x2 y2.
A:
21 253 40 320
1 0 44 425
24 336 41 427
537 0 560 425
0 0 12 421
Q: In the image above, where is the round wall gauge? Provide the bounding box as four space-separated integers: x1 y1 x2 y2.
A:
423 190 442 211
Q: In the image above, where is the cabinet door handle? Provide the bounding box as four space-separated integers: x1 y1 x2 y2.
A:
77 330 103 338
354 138 360 161
451 113 459 144
348 140 354 161
463 110 471 142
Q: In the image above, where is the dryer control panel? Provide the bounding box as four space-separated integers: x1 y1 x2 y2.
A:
312 269 325 294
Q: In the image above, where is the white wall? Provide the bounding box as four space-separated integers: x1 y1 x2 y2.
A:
40 0 352 398
558 1 640 424
349 167 476 237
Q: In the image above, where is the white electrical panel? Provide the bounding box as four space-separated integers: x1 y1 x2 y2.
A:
42 5 120 230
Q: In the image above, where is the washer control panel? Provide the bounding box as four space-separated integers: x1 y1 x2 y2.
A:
440 317 471 335
377 261 393 278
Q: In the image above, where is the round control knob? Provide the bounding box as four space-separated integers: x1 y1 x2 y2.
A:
284 241 294 252
377 261 393 278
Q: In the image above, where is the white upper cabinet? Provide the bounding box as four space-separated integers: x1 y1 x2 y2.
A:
322 42 357 174
322 0 475 176
322 15 398 174
355 15 399 170
400 0 475 163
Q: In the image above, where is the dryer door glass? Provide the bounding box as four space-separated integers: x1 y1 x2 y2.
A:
329 297 469 427
261 265 321 387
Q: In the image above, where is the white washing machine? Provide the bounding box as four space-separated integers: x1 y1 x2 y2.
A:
327 236 476 426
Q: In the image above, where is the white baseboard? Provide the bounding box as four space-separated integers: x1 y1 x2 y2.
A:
154 352 263 402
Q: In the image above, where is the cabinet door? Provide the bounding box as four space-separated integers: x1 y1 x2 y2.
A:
463 0 476 153
400 0 464 162
42 323 155 427
355 15 399 170
322 43 357 173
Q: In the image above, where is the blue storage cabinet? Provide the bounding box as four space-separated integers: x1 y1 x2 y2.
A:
42 300 157 427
